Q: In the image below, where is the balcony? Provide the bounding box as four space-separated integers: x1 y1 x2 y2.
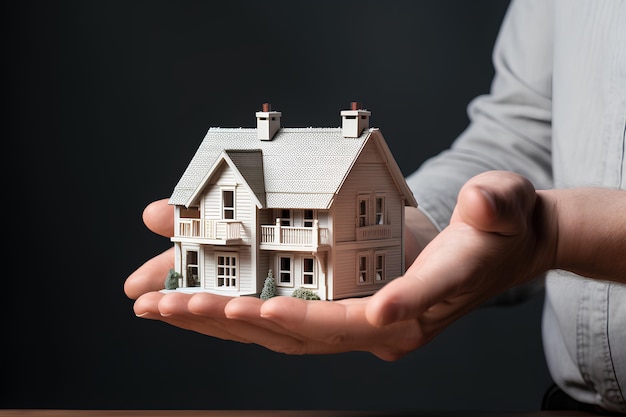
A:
260 219 329 251
356 224 392 241
175 218 242 243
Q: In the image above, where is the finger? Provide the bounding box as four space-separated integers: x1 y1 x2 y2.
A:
365 223 492 327
143 198 174 238
189 293 310 353
159 292 254 343
134 291 247 342
124 247 175 299
259 297 422 359
133 291 166 319
455 170 536 236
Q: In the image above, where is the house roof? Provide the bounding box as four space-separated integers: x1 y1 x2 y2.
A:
169 127 417 210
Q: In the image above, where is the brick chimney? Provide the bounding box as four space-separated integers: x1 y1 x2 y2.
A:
256 102 282 141
340 101 370 138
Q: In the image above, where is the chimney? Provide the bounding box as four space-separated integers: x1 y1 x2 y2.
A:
256 102 282 141
340 101 371 137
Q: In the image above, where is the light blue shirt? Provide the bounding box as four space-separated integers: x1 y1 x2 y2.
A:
406 0 626 413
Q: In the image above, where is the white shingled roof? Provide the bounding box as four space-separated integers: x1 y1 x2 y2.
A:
169 126 416 210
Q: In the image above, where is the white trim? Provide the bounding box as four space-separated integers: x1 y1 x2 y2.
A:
216 252 239 290
276 254 294 287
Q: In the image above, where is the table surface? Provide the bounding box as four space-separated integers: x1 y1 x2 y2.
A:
0 411 598 417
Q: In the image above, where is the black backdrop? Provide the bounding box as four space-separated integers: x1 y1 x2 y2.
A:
5 0 553 411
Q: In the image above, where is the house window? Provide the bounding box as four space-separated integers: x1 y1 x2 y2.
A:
278 209 292 226
216 253 237 288
358 197 368 227
375 196 385 225
358 254 369 284
303 257 315 286
277 256 293 286
186 250 199 287
375 253 385 281
222 190 235 220
304 209 314 228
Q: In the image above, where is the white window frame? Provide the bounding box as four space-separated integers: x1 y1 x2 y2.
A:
375 195 386 225
185 249 200 287
303 209 315 228
301 256 316 288
375 252 386 281
357 195 369 227
216 252 238 289
277 255 294 287
357 252 369 284
276 209 292 226
221 188 235 220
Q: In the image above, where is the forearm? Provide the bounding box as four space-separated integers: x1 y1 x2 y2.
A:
543 188 626 283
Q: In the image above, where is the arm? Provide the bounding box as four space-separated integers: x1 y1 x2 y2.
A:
406 0 556 305
407 0 554 231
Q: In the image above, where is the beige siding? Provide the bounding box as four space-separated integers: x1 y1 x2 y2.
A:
332 141 404 244
201 163 254 243
329 138 406 300
332 242 403 300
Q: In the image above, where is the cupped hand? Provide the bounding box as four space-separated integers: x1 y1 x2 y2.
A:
124 171 558 360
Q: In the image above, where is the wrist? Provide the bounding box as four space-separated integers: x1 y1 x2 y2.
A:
541 188 626 282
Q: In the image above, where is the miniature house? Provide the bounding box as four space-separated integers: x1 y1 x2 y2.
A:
168 102 417 300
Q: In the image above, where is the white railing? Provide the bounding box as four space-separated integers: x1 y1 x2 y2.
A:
260 219 329 247
178 218 201 237
177 218 242 240
356 224 392 241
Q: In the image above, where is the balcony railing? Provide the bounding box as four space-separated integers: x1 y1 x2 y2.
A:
177 218 242 241
260 219 329 247
356 224 392 241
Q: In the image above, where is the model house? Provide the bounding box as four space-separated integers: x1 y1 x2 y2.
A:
167 102 417 300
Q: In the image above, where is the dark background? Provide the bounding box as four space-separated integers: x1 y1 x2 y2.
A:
5 0 553 411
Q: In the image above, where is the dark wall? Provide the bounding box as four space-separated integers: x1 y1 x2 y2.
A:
5 0 553 411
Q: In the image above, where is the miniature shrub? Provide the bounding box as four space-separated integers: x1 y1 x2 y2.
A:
164 269 182 290
291 287 320 300
260 269 277 300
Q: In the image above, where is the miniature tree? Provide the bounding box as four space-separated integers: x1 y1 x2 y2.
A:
291 287 321 300
260 269 277 300
164 268 182 290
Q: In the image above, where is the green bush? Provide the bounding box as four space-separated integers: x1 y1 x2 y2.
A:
260 269 277 300
164 269 182 290
291 287 320 300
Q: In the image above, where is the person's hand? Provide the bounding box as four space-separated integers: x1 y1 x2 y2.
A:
124 199 426 360
125 170 557 359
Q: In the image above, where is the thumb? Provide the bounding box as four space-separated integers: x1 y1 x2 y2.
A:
365 171 537 327
454 170 537 236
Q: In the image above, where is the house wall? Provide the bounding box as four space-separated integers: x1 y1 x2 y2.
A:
202 163 254 243
201 245 253 293
256 208 272 293
329 137 406 300
332 139 404 243
196 162 256 293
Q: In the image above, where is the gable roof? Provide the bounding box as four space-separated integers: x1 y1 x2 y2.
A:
169 127 417 210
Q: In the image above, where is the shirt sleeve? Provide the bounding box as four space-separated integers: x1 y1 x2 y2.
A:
406 0 555 231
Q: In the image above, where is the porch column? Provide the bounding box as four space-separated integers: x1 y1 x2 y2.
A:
274 218 281 244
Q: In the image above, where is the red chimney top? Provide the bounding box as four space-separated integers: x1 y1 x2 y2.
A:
262 102 271 112
350 101 361 110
